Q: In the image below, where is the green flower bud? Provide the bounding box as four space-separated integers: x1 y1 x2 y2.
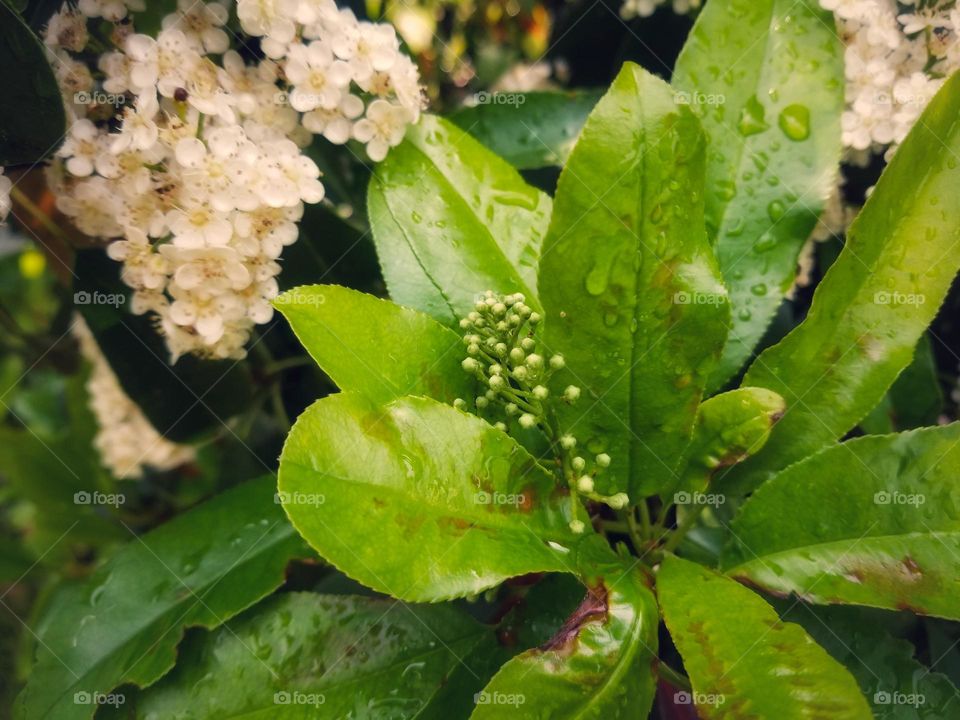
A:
495 342 508 357
494 422 507 432
563 385 581 402
453 398 466 410
596 453 611 468
607 493 629 510
577 475 594 493
475 396 489 409
532 385 549 400
462 358 479 373
475 301 487 312
560 434 576 449
488 363 503 375
467 343 480 356
549 354 565 370
529 312 541 325
571 456 585 472
513 366 529 381
468 311 480 322
525 353 543 369
509 347 525 365
569 519 586 534
519 413 537 429
459 318 471 329
489 375 505 390
521 337 536 351
504 403 518 416
485 390 496 400
493 302 507 316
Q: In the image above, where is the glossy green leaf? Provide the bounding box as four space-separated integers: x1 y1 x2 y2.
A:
369 115 552 325
278 393 582 602
274 284 472 405
781 605 960 719
861 335 944 434
113 592 489 719
673 386 784 496
539 62 729 498
673 0 844 389
724 424 960 619
0 2 65 165
449 91 602 169
723 71 960 494
657 556 871 719
15 476 307 720
471 555 657 719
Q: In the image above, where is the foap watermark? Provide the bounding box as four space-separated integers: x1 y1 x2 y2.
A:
874 490 925 507
275 490 326 506
674 491 726 508
74 490 125 507
274 290 326 307
473 91 526 107
674 690 726 707
673 291 727 306
474 691 526 707
74 290 126 307
475 490 527 508
874 690 925 708
74 691 125 707
874 291 925 306
74 90 126 107
674 90 725 107
274 690 326 708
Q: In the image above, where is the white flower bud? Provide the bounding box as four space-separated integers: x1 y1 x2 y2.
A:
532 385 549 400
607 493 629 510
563 385 581 402
475 301 487 312
577 475 594 493
571 456 586 472
560 434 577 449
505 403 518 415
467 343 480 355
596 453 611 468
550 354 565 370
493 302 507 316
519 413 537 429
459 318 471 329
489 375 505 390
509 347 525 364
468 312 480 322
569 519 586 534
462 358 479 373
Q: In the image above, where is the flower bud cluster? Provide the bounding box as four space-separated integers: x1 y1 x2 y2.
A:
455 291 630 531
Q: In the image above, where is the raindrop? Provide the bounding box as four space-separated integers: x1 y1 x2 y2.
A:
778 104 810 141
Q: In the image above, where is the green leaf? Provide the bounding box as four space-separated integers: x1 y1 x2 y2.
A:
723 71 960 494
113 592 490 719
449 91 602 169
15 476 307 720
0 2 65 165
471 556 658 719
73 250 254 442
278 393 582 602
368 115 552 325
673 0 844 390
724 424 960 619
861 335 944 434
275 284 472 405
673 386 784 496
538 62 729 498
781 605 960 719
657 556 872 719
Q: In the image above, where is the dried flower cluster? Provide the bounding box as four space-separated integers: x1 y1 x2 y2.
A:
43 0 423 361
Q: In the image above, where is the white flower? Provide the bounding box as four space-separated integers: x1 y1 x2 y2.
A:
256 139 325 206
162 0 230 55
124 29 195 96
331 17 400 82
285 40 352 112
167 199 234 248
237 0 295 41
77 0 144 22
302 93 364 143
353 100 412 161
44 7 89 52
58 119 102 177
110 93 160 153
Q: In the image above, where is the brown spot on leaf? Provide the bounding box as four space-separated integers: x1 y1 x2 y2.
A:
540 583 609 655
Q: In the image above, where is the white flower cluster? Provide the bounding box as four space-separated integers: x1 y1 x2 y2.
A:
73 317 195 479
0 169 11 223
44 0 422 360
822 0 959 155
621 0 700 20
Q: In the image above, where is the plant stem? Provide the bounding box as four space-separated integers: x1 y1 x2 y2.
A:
638 500 652 539
657 661 692 691
10 186 70 243
265 355 314 375
662 504 707 554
